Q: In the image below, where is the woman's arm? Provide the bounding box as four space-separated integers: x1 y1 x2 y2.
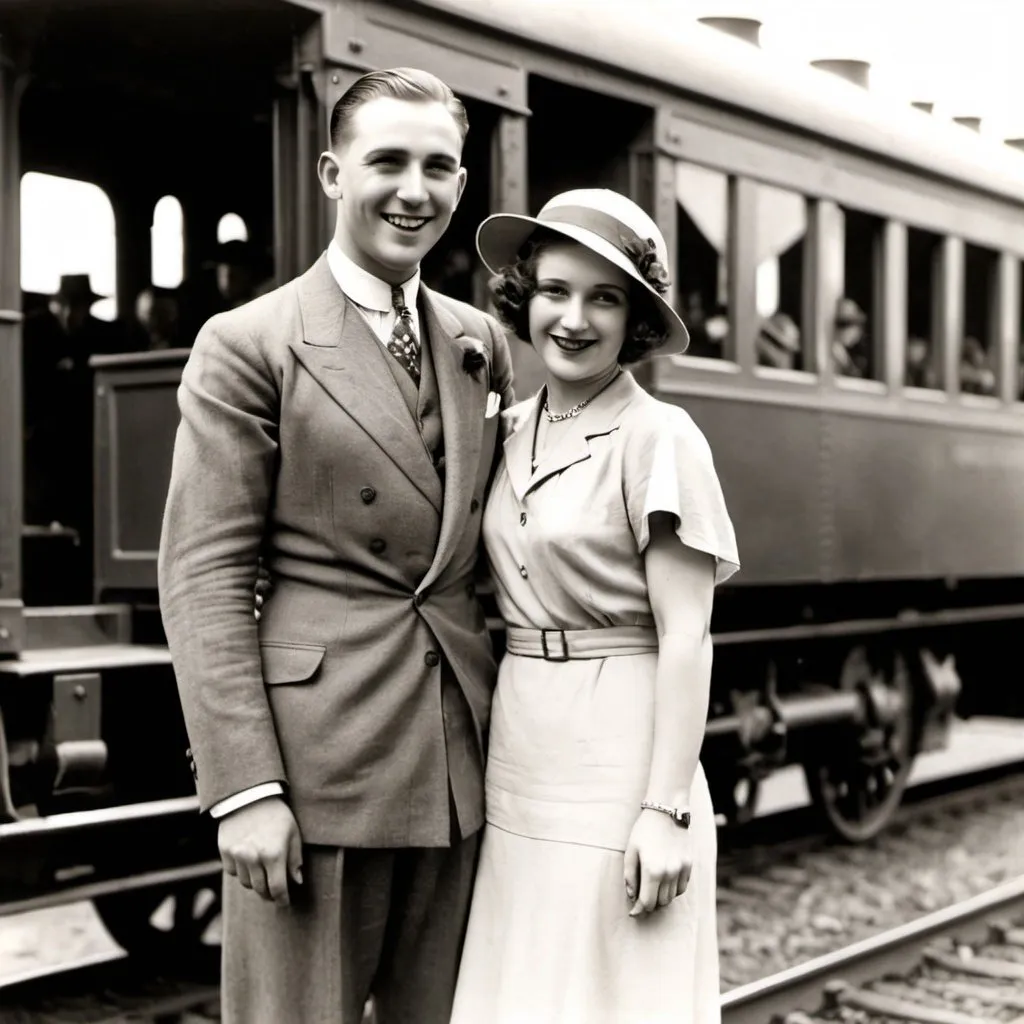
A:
624 510 716 917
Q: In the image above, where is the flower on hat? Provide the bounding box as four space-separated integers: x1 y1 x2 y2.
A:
621 236 670 296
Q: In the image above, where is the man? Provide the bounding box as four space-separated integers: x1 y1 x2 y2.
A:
158 68 514 1023
205 238 272 311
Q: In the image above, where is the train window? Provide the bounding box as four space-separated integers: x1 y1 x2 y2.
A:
837 207 882 381
528 78 652 207
674 163 732 361
151 196 184 290
21 171 117 320
217 213 249 243
755 184 806 372
906 227 943 390
962 243 998 397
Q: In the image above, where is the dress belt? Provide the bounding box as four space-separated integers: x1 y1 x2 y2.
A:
504 625 659 661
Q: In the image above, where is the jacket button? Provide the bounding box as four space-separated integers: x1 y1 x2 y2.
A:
424 650 440 667
369 538 386 554
470 499 480 513
360 486 376 504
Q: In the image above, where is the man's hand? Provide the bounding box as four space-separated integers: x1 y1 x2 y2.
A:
218 796 303 906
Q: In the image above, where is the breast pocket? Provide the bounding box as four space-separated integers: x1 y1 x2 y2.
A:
259 640 326 686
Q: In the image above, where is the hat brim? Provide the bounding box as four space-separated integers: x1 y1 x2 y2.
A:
476 214 689 358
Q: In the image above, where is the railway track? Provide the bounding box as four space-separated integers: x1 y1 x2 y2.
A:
0 957 219 1023
722 873 1024 1024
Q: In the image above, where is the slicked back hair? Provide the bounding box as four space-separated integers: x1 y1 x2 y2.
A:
329 67 469 150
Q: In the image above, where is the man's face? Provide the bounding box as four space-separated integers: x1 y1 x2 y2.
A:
323 97 467 283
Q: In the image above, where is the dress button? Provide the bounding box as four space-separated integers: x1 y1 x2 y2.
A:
360 487 376 504
424 650 440 667
369 538 386 554
520 512 527 526
470 499 480 513
519 565 529 579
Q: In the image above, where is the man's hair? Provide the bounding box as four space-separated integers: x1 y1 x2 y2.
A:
329 67 469 149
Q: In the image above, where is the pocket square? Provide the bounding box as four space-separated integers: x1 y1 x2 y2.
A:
485 391 502 419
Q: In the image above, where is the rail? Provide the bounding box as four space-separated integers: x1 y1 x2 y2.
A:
721 873 1024 1023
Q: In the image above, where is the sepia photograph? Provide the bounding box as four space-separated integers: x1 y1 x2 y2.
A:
1 0 1024 1020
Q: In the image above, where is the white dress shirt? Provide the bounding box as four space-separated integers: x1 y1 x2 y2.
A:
209 244 423 820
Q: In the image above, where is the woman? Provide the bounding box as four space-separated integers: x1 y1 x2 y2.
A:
449 189 739 1023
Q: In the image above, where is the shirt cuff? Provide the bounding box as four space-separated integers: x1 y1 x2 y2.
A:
209 782 285 819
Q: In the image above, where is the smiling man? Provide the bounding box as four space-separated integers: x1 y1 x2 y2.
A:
157 68 514 1024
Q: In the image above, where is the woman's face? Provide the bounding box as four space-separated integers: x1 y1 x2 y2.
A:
528 242 630 386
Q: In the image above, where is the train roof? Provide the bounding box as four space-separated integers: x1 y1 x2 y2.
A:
415 0 1024 206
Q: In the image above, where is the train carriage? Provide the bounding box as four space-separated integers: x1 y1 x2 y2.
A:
1 0 1024 965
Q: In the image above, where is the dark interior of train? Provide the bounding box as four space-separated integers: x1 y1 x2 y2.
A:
12 0 317 605
527 77 652 206
419 97 498 308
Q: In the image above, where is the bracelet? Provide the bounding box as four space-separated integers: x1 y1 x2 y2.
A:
640 800 691 828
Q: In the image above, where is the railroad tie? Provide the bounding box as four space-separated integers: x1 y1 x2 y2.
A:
915 976 1024 1011
925 946 1024 982
824 980 1002 1024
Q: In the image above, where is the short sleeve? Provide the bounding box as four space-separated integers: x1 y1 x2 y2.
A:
624 405 740 586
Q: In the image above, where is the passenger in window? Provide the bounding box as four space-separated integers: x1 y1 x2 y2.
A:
205 239 273 311
833 296 869 377
48 274 127 363
960 335 996 395
757 311 800 369
905 335 938 388
680 289 727 358
133 286 181 351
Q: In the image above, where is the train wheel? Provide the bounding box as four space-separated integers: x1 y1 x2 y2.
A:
93 876 221 974
711 773 761 827
803 647 916 843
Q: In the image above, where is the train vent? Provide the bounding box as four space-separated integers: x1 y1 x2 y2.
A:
809 58 871 89
697 16 762 47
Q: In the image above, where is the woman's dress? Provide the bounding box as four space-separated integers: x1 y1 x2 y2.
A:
450 371 740 1024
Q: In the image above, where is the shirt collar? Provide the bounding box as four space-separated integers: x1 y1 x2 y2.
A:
327 240 420 314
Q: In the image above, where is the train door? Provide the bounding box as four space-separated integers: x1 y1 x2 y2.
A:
320 0 531 379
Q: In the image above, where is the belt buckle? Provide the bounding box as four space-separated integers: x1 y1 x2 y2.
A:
541 629 569 662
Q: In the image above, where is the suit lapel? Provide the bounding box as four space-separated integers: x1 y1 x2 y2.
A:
417 286 488 593
289 255 442 512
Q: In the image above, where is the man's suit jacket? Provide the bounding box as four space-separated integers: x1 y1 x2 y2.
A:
157 252 515 848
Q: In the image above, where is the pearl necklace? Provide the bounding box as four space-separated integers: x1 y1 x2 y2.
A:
542 369 622 423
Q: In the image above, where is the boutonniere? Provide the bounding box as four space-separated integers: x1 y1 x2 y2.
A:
461 340 488 381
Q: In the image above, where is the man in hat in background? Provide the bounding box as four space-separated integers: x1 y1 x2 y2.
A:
49 273 127 364
207 238 273 311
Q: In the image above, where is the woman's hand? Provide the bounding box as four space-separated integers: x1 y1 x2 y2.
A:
623 808 693 918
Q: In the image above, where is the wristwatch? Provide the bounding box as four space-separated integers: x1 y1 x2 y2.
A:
640 800 691 828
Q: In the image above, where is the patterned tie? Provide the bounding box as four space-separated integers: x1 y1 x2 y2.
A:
386 285 420 386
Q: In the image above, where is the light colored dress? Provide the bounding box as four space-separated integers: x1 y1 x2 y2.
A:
450 371 740 1024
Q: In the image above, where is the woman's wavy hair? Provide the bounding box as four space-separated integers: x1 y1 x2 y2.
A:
488 229 671 364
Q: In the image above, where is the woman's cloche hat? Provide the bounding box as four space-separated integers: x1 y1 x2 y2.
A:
476 188 689 356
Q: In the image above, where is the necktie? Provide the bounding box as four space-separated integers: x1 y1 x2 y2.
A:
386 285 420 386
